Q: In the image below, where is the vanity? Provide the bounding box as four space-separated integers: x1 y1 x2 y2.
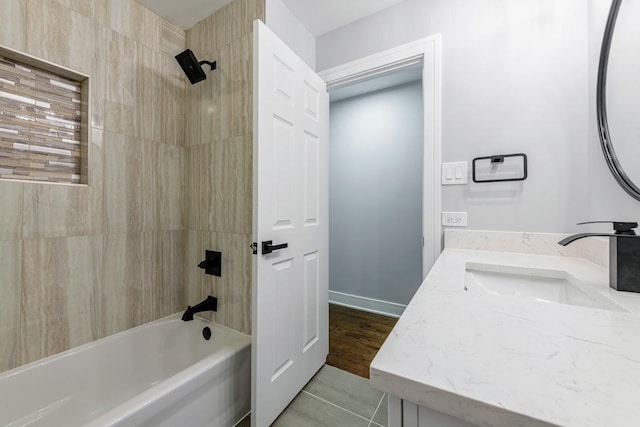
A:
370 230 640 427
369 0 640 423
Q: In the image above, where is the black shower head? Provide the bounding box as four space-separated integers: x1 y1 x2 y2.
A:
175 49 217 85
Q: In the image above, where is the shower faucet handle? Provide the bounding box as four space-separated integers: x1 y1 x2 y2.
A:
198 250 222 276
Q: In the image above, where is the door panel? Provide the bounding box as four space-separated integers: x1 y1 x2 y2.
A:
304 81 320 120
252 19 329 427
272 258 294 381
272 116 295 228
303 251 319 352
273 56 295 103
303 133 320 225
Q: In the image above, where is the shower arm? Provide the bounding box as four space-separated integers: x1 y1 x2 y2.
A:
199 60 217 70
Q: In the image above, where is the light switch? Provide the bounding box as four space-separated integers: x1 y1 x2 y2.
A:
441 162 468 185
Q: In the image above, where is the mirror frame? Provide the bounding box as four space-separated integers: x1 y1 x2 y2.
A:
597 0 640 201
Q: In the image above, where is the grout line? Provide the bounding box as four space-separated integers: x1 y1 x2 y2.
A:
370 393 386 424
301 390 373 423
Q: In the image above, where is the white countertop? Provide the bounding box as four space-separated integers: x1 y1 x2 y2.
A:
370 247 640 427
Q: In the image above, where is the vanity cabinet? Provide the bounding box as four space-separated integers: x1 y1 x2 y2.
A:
388 396 479 427
372 231 640 427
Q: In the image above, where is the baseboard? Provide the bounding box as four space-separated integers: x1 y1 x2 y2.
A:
329 291 406 318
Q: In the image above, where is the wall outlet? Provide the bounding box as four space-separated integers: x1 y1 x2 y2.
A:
442 211 468 227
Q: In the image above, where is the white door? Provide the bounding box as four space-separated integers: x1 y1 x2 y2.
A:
251 20 329 427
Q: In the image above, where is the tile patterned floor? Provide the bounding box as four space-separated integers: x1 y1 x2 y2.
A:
236 365 388 427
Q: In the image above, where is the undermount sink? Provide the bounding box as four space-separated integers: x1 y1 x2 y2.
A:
464 263 627 312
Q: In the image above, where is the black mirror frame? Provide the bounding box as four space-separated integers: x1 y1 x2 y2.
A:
597 0 640 201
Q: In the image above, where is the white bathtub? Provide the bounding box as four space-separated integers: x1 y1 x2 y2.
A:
0 314 251 427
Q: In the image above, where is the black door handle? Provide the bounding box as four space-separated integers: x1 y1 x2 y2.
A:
262 240 288 255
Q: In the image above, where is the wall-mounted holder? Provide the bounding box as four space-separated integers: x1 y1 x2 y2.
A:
198 250 221 277
472 153 527 183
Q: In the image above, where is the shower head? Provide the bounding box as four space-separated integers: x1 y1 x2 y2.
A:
175 49 217 84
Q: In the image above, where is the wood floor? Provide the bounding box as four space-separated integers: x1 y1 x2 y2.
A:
326 304 398 379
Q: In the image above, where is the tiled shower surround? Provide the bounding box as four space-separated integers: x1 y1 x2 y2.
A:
0 0 263 373
183 0 262 335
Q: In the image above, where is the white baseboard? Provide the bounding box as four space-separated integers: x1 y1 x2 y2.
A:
329 291 406 318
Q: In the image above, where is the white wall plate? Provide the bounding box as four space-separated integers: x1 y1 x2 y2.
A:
441 161 468 185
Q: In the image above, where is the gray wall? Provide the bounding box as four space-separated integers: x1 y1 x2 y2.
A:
318 0 590 233
330 81 424 305
266 0 316 70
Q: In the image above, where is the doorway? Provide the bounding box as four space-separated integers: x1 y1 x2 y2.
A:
329 68 425 314
320 34 442 290
319 35 442 377
325 69 424 377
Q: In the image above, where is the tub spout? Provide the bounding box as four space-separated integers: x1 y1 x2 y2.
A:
182 296 218 321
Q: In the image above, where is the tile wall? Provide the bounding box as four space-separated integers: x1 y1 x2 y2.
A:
0 0 186 373
183 0 264 335
0 0 262 373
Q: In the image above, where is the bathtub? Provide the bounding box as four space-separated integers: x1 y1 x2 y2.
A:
0 314 251 427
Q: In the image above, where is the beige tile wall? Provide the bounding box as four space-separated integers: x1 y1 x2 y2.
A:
0 0 187 372
184 0 264 335
0 0 262 373
0 240 21 372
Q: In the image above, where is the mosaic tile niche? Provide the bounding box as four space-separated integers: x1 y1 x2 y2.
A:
0 49 87 184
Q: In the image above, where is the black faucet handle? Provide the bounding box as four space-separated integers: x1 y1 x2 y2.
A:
577 221 638 235
198 250 222 277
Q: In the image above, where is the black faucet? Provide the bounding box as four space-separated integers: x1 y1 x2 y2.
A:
182 296 218 321
558 221 640 293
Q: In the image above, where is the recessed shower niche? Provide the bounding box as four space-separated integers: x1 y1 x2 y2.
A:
0 45 89 185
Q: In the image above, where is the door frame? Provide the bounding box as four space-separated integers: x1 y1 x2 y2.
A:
318 34 443 279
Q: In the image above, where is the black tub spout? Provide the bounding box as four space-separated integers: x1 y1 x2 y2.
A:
182 296 218 321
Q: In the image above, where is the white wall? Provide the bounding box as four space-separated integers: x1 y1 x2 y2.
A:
330 81 424 305
265 0 316 70
318 0 591 233
587 0 640 226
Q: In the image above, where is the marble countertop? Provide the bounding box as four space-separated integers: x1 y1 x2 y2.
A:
370 246 640 427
